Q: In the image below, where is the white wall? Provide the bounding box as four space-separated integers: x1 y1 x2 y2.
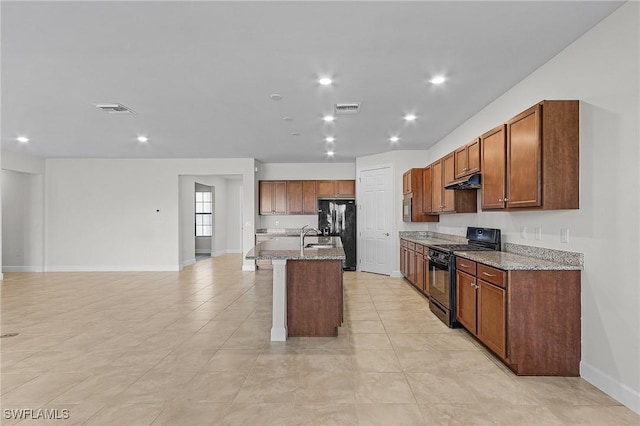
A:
45 158 256 271
1 151 47 274
226 178 243 252
257 162 356 229
408 3 639 412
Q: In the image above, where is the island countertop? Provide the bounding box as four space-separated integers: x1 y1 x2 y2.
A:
246 236 345 261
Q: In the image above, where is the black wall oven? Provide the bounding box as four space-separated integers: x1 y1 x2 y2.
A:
428 227 501 327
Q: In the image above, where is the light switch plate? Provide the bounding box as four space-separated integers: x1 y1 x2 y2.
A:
520 226 527 239
560 228 569 243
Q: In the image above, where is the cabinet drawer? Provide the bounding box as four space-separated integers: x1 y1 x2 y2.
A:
456 258 476 275
477 264 506 288
401 240 407 248
407 242 416 250
415 244 424 254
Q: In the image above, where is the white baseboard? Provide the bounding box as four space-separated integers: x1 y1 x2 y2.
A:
44 265 181 272
213 249 242 257
181 258 196 269
2 266 45 272
581 360 640 414
242 264 256 272
195 249 211 254
390 270 403 278
227 249 242 254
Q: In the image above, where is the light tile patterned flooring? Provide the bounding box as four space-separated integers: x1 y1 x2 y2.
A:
1 254 638 425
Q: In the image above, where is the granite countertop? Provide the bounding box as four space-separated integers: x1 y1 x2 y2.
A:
246 236 345 260
454 250 582 271
399 236 460 247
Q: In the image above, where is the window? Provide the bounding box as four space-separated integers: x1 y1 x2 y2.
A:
195 191 212 237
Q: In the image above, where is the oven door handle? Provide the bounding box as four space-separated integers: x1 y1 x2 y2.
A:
428 257 449 267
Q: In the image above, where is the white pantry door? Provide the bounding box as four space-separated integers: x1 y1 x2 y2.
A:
358 166 392 275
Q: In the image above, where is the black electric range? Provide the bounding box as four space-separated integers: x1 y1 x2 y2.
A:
428 227 501 327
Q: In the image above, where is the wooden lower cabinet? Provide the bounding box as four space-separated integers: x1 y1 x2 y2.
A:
400 239 429 297
287 260 343 337
455 257 580 376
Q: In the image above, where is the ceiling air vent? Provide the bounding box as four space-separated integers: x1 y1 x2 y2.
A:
94 103 136 114
334 103 360 115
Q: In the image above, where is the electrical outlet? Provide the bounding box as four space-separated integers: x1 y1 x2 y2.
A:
520 226 527 239
535 227 542 240
560 228 569 243
275 220 279 227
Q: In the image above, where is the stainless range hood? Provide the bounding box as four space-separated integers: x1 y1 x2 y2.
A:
444 172 481 190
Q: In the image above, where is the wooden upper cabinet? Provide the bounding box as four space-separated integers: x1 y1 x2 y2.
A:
481 125 508 210
336 180 355 197
302 181 317 214
442 152 456 212
481 100 579 211
421 166 433 214
259 181 287 215
317 180 355 198
431 160 443 213
316 180 336 198
403 168 438 222
454 138 481 179
287 181 304 215
430 155 477 214
402 171 411 194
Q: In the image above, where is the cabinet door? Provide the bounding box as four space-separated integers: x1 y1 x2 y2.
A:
506 105 541 208
415 250 425 292
481 125 507 210
403 171 411 194
467 138 481 175
302 181 317 214
287 181 303 214
456 271 477 333
317 180 336 198
259 181 275 215
273 182 288 214
422 167 433 214
336 180 355 197
477 280 506 359
431 160 443 212
442 152 456 212
454 146 468 179
400 246 407 277
408 249 416 284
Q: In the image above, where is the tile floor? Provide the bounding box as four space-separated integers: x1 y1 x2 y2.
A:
1 254 638 425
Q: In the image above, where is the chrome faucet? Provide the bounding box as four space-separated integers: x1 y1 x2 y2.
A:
300 224 319 249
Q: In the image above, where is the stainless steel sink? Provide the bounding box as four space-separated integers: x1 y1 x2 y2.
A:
304 243 334 249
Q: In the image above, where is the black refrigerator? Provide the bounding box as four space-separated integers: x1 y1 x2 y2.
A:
318 199 356 271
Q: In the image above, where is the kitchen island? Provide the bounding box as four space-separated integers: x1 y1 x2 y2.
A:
246 235 346 341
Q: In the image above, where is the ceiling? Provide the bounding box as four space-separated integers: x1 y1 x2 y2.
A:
1 1 624 163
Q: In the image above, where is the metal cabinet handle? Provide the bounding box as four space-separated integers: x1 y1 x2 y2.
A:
498 198 503 202
482 272 496 277
503 198 509 202
459 263 470 268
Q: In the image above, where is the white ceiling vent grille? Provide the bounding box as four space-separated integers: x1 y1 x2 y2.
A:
94 103 136 114
334 103 360 115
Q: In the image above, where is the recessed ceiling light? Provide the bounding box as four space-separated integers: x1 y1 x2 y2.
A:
429 75 446 85
137 136 149 143
270 94 283 100
404 114 417 122
282 117 293 121
327 150 335 157
16 136 30 143
291 132 301 136
325 136 335 143
389 136 400 143
323 115 335 122
319 77 332 86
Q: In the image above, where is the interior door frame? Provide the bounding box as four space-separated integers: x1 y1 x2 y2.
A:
356 163 394 275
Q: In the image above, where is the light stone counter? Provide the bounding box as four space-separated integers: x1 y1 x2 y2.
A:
455 250 583 271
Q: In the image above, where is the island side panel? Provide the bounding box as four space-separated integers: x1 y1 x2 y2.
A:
287 260 343 337
271 259 288 341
